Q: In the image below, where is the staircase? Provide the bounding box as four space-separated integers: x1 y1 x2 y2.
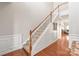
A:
23 12 52 55
23 2 69 56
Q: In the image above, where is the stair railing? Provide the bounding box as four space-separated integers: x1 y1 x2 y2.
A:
28 2 68 55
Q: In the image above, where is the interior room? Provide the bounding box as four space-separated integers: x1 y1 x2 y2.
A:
0 2 79 56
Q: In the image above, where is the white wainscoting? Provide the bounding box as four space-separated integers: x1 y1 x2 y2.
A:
69 34 79 48
0 34 23 55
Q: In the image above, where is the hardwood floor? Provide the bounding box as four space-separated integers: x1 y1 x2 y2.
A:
35 33 70 56
3 32 70 56
4 49 28 56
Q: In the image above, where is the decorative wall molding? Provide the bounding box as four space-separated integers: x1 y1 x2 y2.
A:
0 34 23 55
69 34 79 40
69 34 79 48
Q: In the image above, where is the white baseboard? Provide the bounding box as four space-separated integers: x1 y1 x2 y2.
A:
0 44 23 56
0 34 23 56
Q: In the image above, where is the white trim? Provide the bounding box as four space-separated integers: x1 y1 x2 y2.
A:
69 34 79 40
0 34 23 55
69 34 79 48
0 44 23 56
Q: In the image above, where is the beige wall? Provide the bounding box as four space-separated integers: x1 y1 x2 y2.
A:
13 2 53 43
0 2 53 45
69 2 79 48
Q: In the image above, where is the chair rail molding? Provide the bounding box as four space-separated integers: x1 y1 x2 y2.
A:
69 34 79 48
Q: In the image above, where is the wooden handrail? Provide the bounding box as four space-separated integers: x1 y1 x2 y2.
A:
31 2 68 33
52 2 68 13
31 12 52 33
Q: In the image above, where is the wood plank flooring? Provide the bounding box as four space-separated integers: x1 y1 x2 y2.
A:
3 32 70 56
35 32 70 56
4 49 28 56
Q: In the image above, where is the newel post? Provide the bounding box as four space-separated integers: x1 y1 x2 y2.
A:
29 30 32 56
